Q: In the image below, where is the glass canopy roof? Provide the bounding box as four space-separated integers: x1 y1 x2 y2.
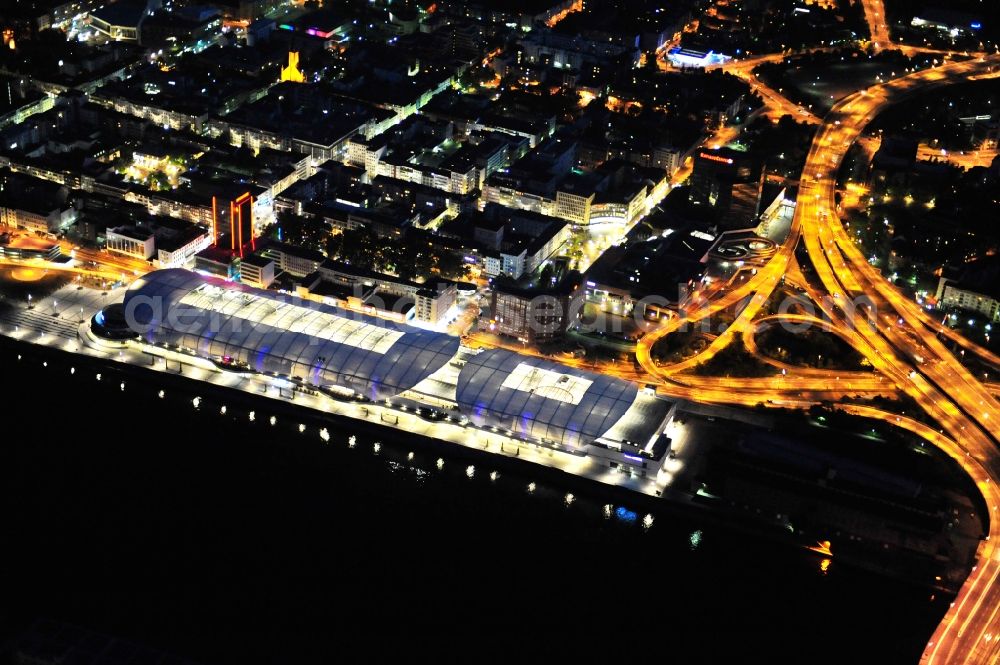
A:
456 349 639 449
123 269 458 400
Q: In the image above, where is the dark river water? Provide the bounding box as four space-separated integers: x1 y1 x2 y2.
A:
0 337 950 664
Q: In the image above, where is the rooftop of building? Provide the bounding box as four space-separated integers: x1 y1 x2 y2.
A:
319 257 455 294
288 8 354 34
303 276 365 301
913 7 984 27
0 190 67 216
0 39 144 88
108 225 154 241
320 257 420 288
89 1 148 28
95 59 266 118
240 253 275 268
195 245 237 264
220 82 395 149
423 91 556 134
456 347 671 450
144 4 222 26
444 202 569 256
1 234 58 251
943 256 1000 300
257 238 327 263
585 227 713 299
0 77 46 117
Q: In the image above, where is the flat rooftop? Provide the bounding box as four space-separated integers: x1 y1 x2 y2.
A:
240 254 274 268
4 236 58 251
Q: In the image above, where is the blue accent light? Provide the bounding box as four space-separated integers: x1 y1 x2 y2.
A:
615 507 637 523
255 346 270 371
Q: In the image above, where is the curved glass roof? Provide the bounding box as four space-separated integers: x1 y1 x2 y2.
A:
122 269 459 400
456 349 639 448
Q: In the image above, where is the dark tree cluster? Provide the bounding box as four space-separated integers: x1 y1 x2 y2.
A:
327 227 469 282
692 341 777 378
742 114 817 178
260 212 330 255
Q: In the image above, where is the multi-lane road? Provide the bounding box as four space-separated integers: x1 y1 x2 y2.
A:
799 57 1000 664
636 51 1000 664
861 0 892 52
917 144 999 169
709 51 824 123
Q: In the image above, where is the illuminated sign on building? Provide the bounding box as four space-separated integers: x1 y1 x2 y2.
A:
698 153 735 165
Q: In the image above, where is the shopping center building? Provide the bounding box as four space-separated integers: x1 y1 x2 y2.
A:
91 269 676 477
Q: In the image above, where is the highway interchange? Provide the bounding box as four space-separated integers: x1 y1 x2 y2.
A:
639 48 1000 665
3 1 1000 659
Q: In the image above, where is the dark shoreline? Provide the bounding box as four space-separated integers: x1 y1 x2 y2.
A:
0 333 842 550
0 332 957 663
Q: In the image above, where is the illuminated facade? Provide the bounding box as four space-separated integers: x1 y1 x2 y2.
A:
280 52 305 83
211 192 256 258
106 226 155 260
482 183 596 226
666 47 731 69
937 276 1000 321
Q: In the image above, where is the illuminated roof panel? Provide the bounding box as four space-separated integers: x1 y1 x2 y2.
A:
122 269 458 400
178 284 405 354
500 363 594 405
456 349 640 448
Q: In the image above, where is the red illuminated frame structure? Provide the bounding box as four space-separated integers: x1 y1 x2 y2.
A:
211 192 255 258
211 195 218 244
